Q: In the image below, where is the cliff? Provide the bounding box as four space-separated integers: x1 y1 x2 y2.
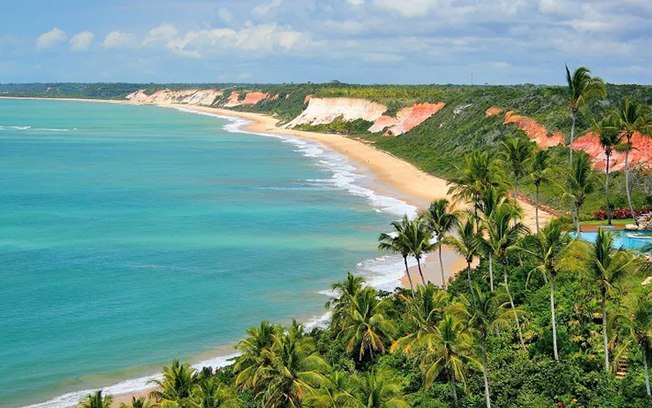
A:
369 102 446 136
571 131 652 171
125 89 222 106
285 97 387 128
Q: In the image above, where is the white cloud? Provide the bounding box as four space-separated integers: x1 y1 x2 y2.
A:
347 0 365 5
144 24 178 45
37 27 67 49
70 31 94 52
252 0 283 20
103 31 138 49
372 0 437 18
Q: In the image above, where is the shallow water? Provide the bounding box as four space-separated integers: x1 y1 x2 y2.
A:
0 99 414 407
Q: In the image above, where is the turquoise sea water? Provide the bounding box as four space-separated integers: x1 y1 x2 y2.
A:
0 100 414 407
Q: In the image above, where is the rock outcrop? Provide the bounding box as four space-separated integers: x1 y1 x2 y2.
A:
369 102 446 136
485 107 503 117
224 91 271 107
125 89 222 106
571 131 652 171
285 97 388 128
503 111 565 148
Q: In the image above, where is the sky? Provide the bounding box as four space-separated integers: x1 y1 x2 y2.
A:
1 0 651 85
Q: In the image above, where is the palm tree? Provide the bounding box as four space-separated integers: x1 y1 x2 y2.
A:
519 220 572 361
80 391 113 408
612 97 652 220
593 116 623 226
150 360 198 407
445 215 484 301
191 378 238 408
484 202 529 348
562 153 598 234
565 65 606 163
378 215 416 291
258 321 329 408
500 134 534 197
468 285 515 408
233 321 280 392
338 287 397 362
350 370 410 408
327 272 365 329
588 230 640 372
404 217 435 285
529 149 552 234
119 397 153 408
422 199 460 289
626 290 652 398
304 371 356 408
421 314 480 407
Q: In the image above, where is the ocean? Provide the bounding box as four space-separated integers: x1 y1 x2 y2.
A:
0 99 415 407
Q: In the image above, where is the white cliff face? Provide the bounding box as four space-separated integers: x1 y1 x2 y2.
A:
125 89 222 106
285 98 388 128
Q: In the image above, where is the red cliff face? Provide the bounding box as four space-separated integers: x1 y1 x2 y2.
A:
572 131 652 171
224 92 270 107
485 107 504 117
503 111 565 149
369 102 446 136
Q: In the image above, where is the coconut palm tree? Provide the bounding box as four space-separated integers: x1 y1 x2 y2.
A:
191 378 238 408
594 116 623 226
378 215 416 291
304 371 356 408
484 202 529 348
529 149 552 234
403 217 436 285
468 285 515 408
326 272 365 329
150 360 199 407
625 290 652 397
80 391 113 408
562 153 598 234
338 287 397 362
500 134 534 197
477 187 511 292
612 97 652 220
259 321 329 408
445 215 484 301
233 321 281 392
421 314 480 407
588 230 640 372
422 199 460 289
565 65 606 163
350 370 410 408
519 220 572 361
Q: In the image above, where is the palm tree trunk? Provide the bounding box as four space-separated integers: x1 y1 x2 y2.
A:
482 336 492 408
575 204 581 235
605 153 612 226
416 257 426 285
467 263 475 303
438 245 446 289
624 138 636 220
643 345 651 397
503 265 525 349
535 183 540 234
602 295 609 373
549 276 559 361
570 111 577 164
488 256 494 292
449 370 459 407
403 256 414 292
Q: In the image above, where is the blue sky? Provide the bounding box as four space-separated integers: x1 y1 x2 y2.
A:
1 0 650 84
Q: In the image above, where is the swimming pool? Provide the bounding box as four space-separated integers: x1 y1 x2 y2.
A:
575 230 652 252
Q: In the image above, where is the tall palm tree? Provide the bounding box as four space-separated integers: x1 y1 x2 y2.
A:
119 397 153 408
529 149 552 234
404 217 435 285
421 314 480 407
304 371 356 408
565 65 606 163
562 153 598 234
233 321 280 392
519 220 572 361
588 230 640 372
500 134 534 197
448 150 506 226
422 199 460 289
378 215 416 291
259 321 329 408
326 272 365 329
150 360 198 407
468 285 515 408
484 203 529 348
594 116 623 226
338 287 397 362
445 216 484 301
191 378 238 408
80 391 113 408
612 97 652 219
350 370 410 408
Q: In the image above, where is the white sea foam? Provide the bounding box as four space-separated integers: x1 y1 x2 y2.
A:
0 125 76 132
